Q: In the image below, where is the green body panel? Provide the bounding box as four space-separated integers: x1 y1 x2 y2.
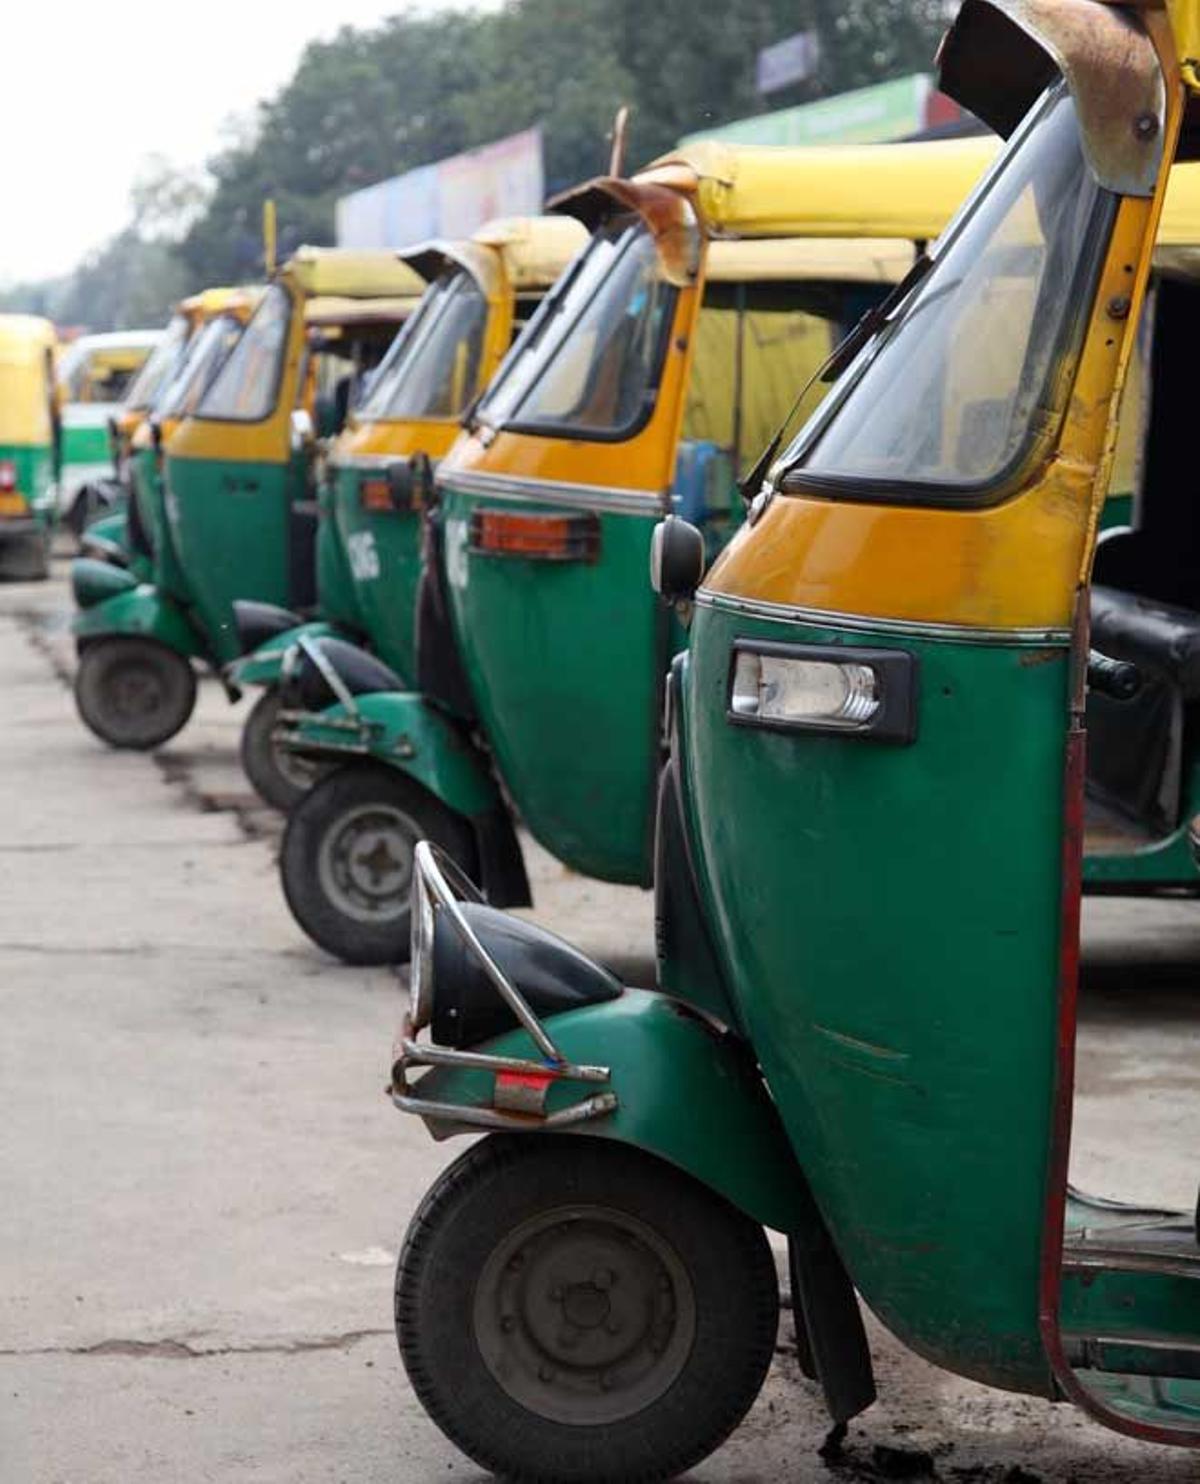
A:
71 583 204 658
0 443 55 535
679 601 1069 1397
71 557 138 609
229 619 339 687
315 476 366 636
133 446 191 603
1062 1263 1200 1349
61 421 111 470
1084 820 1199 886
290 691 500 817
440 484 668 884
165 453 298 667
1099 493 1133 532
408 987 810 1235
84 508 131 555
330 462 422 678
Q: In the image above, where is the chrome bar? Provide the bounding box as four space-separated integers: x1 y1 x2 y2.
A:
391 1090 619 1130
400 1036 610 1083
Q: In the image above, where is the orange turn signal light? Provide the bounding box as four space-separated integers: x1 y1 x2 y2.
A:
469 508 600 562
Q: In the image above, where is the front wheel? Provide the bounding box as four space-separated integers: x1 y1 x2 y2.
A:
280 763 475 964
74 637 197 749
239 686 326 812
398 1136 779 1484
0 529 51 582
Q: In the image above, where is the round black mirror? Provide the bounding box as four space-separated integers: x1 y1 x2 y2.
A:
650 516 706 604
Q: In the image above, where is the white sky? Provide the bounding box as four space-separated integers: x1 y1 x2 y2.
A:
3 1 481 285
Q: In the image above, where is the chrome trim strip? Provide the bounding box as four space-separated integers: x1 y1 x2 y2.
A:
326 452 409 473
437 466 667 517
695 590 1071 647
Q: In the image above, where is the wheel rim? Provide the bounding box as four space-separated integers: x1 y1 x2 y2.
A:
315 799 418 924
473 1204 697 1426
271 737 320 792
106 656 171 725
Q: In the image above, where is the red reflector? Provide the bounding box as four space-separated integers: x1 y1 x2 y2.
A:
0 461 15 493
470 508 600 562
360 476 392 512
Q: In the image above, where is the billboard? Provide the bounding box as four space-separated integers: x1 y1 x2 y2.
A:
336 127 544 250
756 31 821 95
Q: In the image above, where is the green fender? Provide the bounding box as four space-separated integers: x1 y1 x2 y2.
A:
291 691 499 818
71 556 138 610
227 620 341 688
71 582 205 659
405 987 810 1235
81 509 130 554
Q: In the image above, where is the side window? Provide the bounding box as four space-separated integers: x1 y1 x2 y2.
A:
198 286 292 423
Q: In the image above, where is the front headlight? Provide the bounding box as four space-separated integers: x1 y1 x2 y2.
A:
728 641 918 743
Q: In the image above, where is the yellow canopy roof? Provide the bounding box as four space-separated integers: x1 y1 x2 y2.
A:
555 136 1002 242
304 295 421 329
180 285 263 323
706 236 917 285
0 314 56 359
0 315 56 445
284 246 426 300
401 215 587 297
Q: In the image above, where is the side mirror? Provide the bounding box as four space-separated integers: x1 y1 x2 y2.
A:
290 407 315 453
387 452 433 511
650 516 706 604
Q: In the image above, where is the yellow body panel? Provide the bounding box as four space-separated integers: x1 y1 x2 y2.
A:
336 415 463 464
0 315 57 445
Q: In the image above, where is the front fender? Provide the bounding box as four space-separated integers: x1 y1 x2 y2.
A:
405 988 811 1235
228 620 340 687
290 691 499 818
72 583 205 659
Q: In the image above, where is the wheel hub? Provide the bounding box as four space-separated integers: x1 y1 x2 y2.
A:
474 1206 696 1425
110 662 165 718
316 801 417 923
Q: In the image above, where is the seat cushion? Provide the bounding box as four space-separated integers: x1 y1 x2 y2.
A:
1091 585 1200 700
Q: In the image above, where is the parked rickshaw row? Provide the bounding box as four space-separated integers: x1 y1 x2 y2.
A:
8 0 1200 1473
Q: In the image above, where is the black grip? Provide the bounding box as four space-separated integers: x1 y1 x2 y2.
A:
1087 649 1141 700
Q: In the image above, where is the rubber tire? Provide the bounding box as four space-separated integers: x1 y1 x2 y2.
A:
396 1135 779 1484
0 529 51 581
73 637 197 750
240 686 326 813
280 762 475 965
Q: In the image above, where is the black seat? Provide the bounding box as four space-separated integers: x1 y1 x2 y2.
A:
1091 585 1200 700
232 600 304 656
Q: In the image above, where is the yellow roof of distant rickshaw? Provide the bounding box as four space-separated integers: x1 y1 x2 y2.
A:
0 314 56 360
400 216 587 296
706 236 917 284
284 247 427 300
304 294 422 329
555 137 1003 242
179 285 263 322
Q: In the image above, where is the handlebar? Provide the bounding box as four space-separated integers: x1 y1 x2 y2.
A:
1087 649 1142 701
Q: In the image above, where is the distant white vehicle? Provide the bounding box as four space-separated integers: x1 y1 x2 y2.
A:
57 330 163 516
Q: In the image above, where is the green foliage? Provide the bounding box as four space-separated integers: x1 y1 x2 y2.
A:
15 0 955 319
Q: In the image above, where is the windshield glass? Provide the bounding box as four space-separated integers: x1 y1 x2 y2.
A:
359 270 487 422
780 86 1109 500
197 284 291 422
123 315 189 412
478 217 676 439
156 314 245 420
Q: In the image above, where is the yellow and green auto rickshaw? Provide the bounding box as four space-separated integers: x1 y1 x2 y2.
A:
387 0 1200 1476
70 250 422 750
57 329 161 518
273 135 998 965
0 315 60 580
229 215 587 810
79 288 262 572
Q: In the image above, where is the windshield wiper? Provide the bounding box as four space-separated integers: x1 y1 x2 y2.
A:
818 251 934 385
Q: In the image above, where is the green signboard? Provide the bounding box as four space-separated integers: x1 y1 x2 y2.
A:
682 73 934 149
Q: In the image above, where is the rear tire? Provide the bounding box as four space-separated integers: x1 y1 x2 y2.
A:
397 1136 779 1484
0 529 51 581
74 637 197 749
240 687 325 812
280 763 475 964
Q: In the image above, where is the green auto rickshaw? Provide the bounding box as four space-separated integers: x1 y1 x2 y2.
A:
273 135 997 965
228 215 587 811
0 315 60 580
386 0 1200 1476
57 329 161 523
79 288 262 579
70 249 422 750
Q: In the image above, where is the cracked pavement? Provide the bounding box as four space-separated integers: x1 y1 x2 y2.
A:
1 558 1199 1482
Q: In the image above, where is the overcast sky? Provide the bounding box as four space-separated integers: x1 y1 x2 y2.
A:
3 2 480 285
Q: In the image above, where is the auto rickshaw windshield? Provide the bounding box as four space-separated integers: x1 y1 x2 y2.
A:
123 314 189 413
476 215 677 439
358 269 487 422
196 283 291 423
777 83 1113 503
155 314 246 421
